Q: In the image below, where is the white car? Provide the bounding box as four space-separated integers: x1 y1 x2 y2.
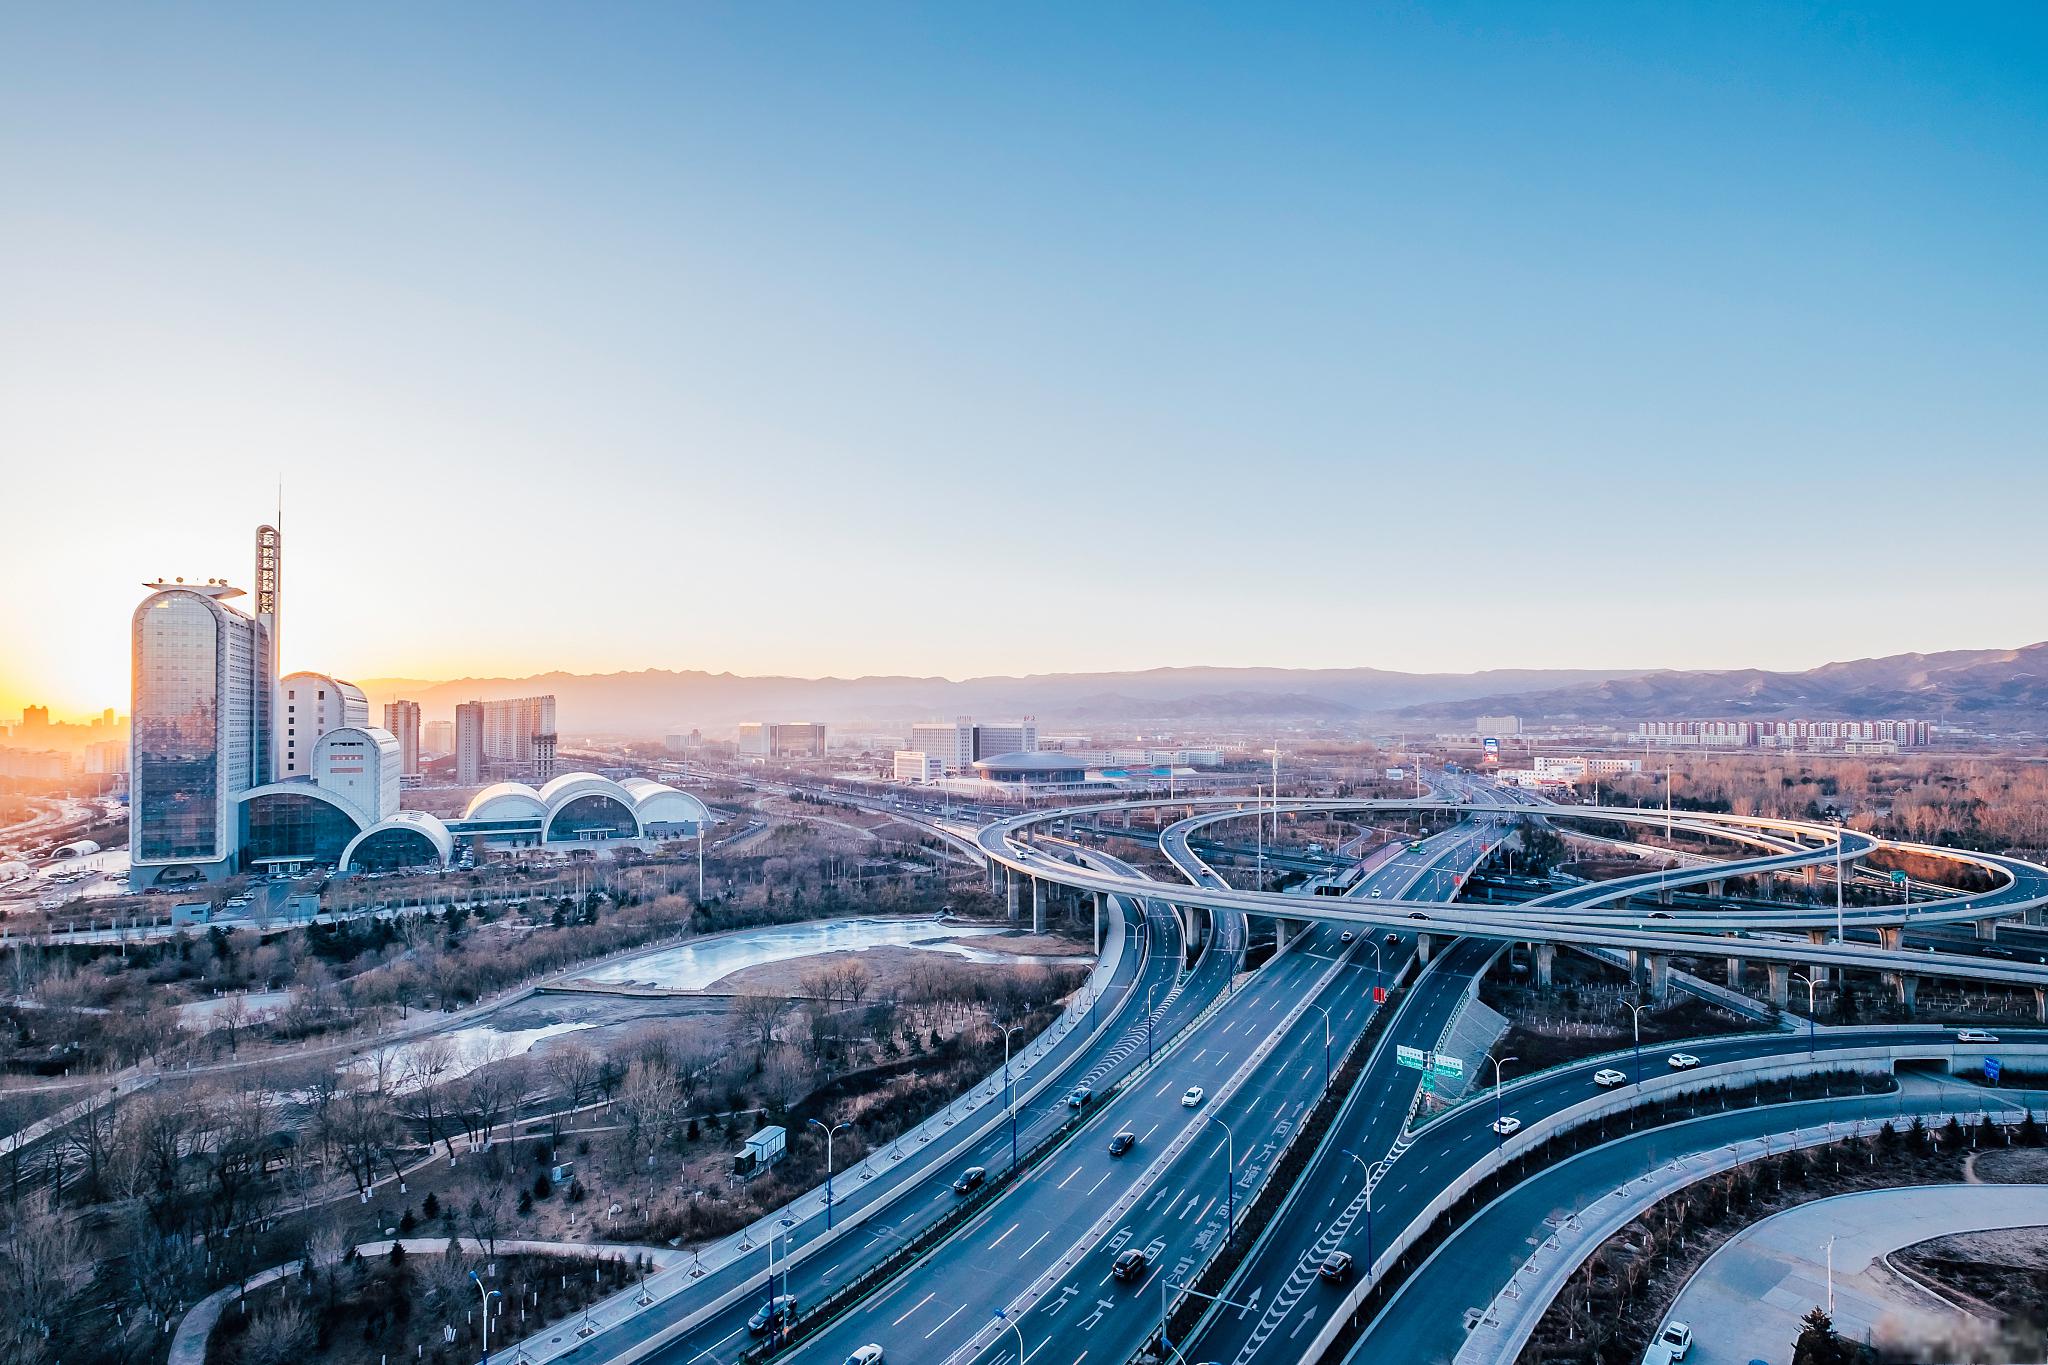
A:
1592 1068 1628 1088
1656 1321 1692 1360
1181 1086 1205 1108
1667 1052 1701 1070
845 1346 885 1365
1957 1029 1999 1044
1490 1116 1521 1137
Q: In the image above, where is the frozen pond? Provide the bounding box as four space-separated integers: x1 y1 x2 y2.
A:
578 916 1063 991
347 1021 599 1091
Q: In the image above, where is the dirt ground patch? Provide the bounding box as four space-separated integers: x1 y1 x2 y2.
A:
946 932 1090 957
707 944 1076 995
1896 1225 2048 1342
1972 1148 2048 1184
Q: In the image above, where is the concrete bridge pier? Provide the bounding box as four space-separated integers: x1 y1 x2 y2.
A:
1726 957 1744 990
1976 917 2001 941
1093 891 1103 954
1878 926 1903 951
1887 972 1919 1015
2026 907 2043 928
1532 943 1556 988
2036 986 2047 1024
1006 869 1021 923
1766 962 1791 1010
1032 877 1044 934
1416 932 1438 964
1706 878 1726 898
1656 885 1673 905
989 863 1004 896
1646 953 1671 1002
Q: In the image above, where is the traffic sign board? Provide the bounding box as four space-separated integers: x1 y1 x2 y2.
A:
1890 869 1909 886
1986 1057 2002 1084
1396 1045 1428 1071
1431 1054 1465 1078
1372 986 1387 1004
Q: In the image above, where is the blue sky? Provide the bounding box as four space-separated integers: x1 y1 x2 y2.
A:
2 3 2043 715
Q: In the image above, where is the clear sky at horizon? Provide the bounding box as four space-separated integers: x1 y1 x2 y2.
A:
3 3 2044 720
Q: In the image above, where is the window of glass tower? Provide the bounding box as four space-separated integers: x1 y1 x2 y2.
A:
546 794 638 841
241 793 361 866
133 594 221 861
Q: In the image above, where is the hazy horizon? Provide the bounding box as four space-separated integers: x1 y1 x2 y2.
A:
4 5 2043 718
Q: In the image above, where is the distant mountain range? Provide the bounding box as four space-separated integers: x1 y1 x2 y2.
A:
356 642 2048 738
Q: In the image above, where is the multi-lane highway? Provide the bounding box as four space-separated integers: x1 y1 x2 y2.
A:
537 774 2048 1365
758 815 1505 1365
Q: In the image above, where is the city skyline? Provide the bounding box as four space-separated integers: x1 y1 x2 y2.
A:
4 4 2044 717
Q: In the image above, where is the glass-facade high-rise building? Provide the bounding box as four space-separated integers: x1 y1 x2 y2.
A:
130 581 273 887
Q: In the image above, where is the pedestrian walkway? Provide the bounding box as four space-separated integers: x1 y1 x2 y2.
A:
1665 1184 2048 1365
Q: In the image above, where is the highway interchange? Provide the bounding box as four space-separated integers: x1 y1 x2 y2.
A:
530 774 2048 1365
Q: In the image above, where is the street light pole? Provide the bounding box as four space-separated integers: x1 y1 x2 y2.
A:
807 1118 850 1228
1206 1115 1237 1246
1343 1149 1375 1279
1307 1004 1332 1094
1487 1054 1518 1147
994 1308 1025 1365
1003 1024 1025 1168
1791 972 1819 1056
1624 1003 1648 1086
470 1270 501 1365
1843 818 1859 945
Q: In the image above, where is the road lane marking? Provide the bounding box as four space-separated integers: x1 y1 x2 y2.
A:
892 1291 934 1326
989 1222 1018 1249
1057 1168 1081 1190
925 1303 966 1338
1019 1229 1051 1259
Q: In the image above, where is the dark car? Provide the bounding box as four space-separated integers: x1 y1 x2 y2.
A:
1408 911 1429 921
1108 1131 1136 1157
1383 933 1400 946
1112 1249 1148 1282
953 1165 987 1195
1318 1251 1353 1283
747 1295 798 1336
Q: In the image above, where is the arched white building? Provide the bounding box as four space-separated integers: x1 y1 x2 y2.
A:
342 809 457 873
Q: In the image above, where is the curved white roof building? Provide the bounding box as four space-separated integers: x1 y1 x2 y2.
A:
464 781 551 824
343 809 457 873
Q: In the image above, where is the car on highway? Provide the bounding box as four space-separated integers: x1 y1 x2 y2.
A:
1317 1250 1353 1283
1408 911 1429 921
952 1166 986 1195
1067 1085 1094 1108
1667 1052 1701 1069
844 1347 884 1365
1592 1068 1628 1088
1369 889 1383 898
1648 911 1674 920
1384 932 1400 946
747 1295 798 1336
1957 1029 1999 1043
1107 1131 1137 1157
1112 1249 1148 1282
1490 1116 1522 1137
1656 1320 1693 1360
1181 1086 1205 1107
1339 930 1355 942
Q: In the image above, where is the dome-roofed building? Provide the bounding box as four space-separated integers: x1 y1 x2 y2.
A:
342 810 456 873
620 778 713 838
